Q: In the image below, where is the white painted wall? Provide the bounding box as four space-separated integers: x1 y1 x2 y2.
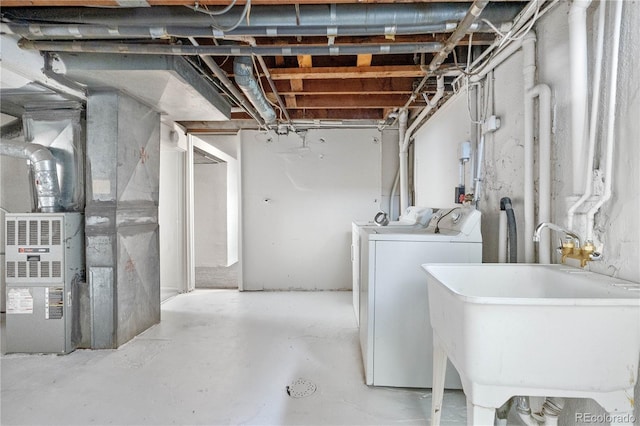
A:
196 135 242 266
159 122 187 300
241 128 381 290
194 162 228 267
413 0 640 419
414 92 472 210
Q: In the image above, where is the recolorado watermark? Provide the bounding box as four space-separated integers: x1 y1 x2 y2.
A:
575 412 636 424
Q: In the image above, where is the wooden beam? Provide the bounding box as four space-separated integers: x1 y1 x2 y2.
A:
293 94 424 108
357 54 373 67
290 79 304 92
269 77 428 95
270 65 425 80
297 55 313 68
228 109 384 121
285 94 297 109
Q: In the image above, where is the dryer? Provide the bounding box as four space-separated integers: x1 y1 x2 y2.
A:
359 206 482 389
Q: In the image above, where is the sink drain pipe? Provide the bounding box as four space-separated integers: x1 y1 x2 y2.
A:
499 197 517 263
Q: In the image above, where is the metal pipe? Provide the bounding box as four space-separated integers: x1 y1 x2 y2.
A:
233 56 276 124
402 0 490 110
5 22 512 40
0 139 61 213
429 0 490 72
18 39 443 57
2 4 523 28
533 222 581 249
237 36 293 126
187 37 266 127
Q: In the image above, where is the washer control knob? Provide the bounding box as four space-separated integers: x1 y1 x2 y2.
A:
451 211 462 223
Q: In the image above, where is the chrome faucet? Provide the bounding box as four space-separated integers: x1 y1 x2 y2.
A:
533 222 581 248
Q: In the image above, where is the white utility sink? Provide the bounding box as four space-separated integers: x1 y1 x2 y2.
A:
422 263 640 426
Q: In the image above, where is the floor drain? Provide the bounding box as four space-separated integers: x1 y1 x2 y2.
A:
286 378 317 398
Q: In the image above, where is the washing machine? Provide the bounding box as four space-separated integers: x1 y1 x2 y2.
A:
359 206 482 389
351 207 433 325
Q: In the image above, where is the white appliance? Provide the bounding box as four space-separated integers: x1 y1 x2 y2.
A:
359 206 482 389
351 206 433 325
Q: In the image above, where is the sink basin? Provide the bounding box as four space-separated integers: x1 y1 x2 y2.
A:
422 263 640 426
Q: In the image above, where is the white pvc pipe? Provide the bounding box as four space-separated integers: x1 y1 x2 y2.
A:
399 76 444 213
522 33 536 263
398 109 409 215
522 32 552 263
498 210 508 262
530 83 552 263
586 0 623 241
568 0 592 194
567 0 606 231
469 37 524 84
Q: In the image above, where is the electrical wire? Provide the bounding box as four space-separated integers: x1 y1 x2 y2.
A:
190 0 237 16
434 208 457 234
188 0 251 33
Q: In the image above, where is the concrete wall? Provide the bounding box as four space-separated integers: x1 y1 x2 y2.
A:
241 128 381 291
413 0 640 419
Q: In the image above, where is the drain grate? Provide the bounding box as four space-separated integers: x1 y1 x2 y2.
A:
286 378 317 398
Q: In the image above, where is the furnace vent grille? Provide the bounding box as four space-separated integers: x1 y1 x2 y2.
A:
6 262 15 278
52 220 61 245
18 221 27 245
41 221 50 246
6 221 16 246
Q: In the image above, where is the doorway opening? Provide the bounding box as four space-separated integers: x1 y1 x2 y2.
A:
189 135 241 290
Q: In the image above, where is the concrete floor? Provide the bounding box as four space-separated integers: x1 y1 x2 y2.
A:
1 290 468 425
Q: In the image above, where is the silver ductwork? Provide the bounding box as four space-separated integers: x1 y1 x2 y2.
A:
0 138 61 213
233 56 276 125
2 4 523 28
5 22 504 40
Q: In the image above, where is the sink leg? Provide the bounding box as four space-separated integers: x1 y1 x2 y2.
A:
430 335 447 426
608 410 635 426
466 401 496 426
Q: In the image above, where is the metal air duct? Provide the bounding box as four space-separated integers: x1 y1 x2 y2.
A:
0 4 525 28
0 138 61 213
233 56 276 125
